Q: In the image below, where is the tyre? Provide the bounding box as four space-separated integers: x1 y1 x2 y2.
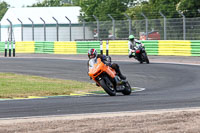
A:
146 57 150 64
99 77 116 96
135 54 142 63
122 81 132 95
142 52 150 64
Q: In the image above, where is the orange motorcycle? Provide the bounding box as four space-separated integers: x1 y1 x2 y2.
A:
88 58 132 96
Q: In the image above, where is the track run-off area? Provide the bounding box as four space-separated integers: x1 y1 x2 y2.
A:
0 54 200 118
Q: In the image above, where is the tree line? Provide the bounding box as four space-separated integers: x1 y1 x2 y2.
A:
0 0 200 21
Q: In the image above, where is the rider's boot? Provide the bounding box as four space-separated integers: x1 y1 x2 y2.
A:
117 70 126 80
129 54 135 58
119 73 126 80
112 63 126 80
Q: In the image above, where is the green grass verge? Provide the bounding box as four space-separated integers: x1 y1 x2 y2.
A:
0 73 101 98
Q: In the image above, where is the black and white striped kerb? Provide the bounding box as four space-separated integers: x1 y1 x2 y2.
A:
9 41 12 57
106 40 109 56
5 40 15 57
13 40 15 57
4 41 7 57
100 40 103 55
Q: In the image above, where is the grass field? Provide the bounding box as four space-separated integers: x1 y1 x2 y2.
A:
0 73 101 98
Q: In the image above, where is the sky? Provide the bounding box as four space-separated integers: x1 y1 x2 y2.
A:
1 0 43 8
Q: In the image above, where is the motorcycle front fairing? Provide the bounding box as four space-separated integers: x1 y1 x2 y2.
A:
88 58 116 83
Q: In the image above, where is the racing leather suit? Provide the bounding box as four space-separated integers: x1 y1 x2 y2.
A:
88 54 126 80
128 39 143 58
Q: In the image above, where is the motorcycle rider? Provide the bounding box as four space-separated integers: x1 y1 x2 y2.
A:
88 48 126 80
128 35 144 58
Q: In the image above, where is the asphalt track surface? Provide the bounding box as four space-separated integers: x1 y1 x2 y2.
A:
0 55 200 118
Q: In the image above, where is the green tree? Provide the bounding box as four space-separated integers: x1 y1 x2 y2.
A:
127 0 200 19
71 0 81 6
177 0 200 17
78 0 131 21
127 0 180 19
30 0 73 7
77 0 132 39
126 0 182 40
149 0 180 18
0 1 10 20
126 1 149 20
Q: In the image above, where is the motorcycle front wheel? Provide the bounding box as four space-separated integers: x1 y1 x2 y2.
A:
142 52 150 64
99 77 116 96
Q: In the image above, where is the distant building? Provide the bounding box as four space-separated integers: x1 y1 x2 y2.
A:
1 7 93 41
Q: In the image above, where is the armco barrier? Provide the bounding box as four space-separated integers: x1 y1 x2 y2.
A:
35 42 54 54
102 41 129 55
1 40 199 56
54 42 76 54
16 41 35 53
141 40 158 55
76 41 100 54
158 40 191 56
191 40 200 56
35 42 44 53
0 42 4 52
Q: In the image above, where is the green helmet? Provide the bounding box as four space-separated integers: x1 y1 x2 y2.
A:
129 35 135 40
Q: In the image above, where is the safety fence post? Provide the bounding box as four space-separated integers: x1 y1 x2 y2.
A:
17 18 23 41
52 17 59 41
124 14 132 36
93 15 100 40
108 14 115 40
28 18 34 41
65 16 72 41
80 17 86 40
40 17 46 41
141 13 148 40
178 11 186 40
159 11 167 40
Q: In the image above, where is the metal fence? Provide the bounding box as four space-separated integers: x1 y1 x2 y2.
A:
3 16 200 41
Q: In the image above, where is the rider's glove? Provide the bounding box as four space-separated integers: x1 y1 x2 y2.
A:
131 50 135 53
106 56 112 63
104 62 111 66
141 43 144 47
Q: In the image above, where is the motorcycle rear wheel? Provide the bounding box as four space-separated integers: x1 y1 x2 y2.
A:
99 78 116 96
121 82 132 95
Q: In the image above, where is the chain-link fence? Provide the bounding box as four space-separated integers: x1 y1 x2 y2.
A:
3 17 200 41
